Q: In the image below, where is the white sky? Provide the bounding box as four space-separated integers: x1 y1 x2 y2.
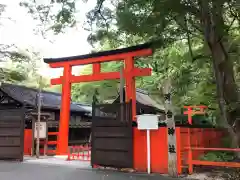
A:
0 0 96 78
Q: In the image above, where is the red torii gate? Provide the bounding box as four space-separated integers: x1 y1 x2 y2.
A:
44 43 153 155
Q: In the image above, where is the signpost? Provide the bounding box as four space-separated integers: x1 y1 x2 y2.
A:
162 79 177 177
137 114 158 174
34 122 47 139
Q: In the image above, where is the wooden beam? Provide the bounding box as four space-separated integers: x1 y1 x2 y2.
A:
51 68 151 85
192 160 240 168
48 49 152 68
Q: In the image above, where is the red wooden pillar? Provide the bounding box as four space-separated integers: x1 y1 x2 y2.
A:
125 57 136 120
57 65 72 155
93 63 101 74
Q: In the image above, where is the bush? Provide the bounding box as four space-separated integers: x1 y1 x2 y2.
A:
221 136 233 148
200 151 235 162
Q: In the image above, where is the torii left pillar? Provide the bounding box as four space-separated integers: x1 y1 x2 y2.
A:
58 65 72 155
44 44 153 155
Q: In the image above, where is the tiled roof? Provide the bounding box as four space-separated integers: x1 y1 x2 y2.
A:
114 88 165 112
135 89 165 111
0 83 90 113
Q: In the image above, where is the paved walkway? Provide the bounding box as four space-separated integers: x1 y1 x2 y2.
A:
0 157 183 180
23 156 91 169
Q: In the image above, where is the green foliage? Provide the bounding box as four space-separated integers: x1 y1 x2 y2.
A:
19 0 77 35
200 151 235 162
200 136 238 162
221 136 234 148
80 0 240 130
0 46 31 83
44 85 62 93
71 62 122 103
0 2 42 85
20 0 240 128
0 68 27 83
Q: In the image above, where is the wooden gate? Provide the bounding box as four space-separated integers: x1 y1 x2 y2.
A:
0 108 25 161
91 102 133 168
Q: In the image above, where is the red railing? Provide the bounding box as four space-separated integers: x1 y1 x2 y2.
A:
186 147 240 174
39 131 58 155
67 145 91 161
178 106 240 174
176 128 226 174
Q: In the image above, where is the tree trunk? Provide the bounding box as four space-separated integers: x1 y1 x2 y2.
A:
200 1 240 153
209 41 240 150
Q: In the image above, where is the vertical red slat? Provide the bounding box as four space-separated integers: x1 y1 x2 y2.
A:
176 127 182 174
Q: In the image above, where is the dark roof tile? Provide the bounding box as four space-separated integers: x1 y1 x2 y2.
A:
0 83 90 113
115 88 165 112
44 42 152 63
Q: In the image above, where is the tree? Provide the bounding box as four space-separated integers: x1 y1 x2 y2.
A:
20 0 240 148
0 2 32 83
19 0 77 36
85 0 240 148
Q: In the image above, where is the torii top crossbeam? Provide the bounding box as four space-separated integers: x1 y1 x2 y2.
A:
44 43 153 155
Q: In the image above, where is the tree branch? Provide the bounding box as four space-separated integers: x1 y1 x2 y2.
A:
96 0 109 31
185 15 194 61
172 16 201 38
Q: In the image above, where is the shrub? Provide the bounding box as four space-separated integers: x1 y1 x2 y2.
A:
199 151 235 162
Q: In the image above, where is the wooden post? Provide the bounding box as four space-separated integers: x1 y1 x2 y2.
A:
93 63 101 74
120 65 124 122
44 122 48 156
125 57 136 120
36 76 42 158
176 128 182 174
31 118 35 156
188 128 193 174
57 65 72 155
163 79 177 177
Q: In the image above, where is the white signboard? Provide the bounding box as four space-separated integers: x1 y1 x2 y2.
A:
34 122 47 139
137 114 158 130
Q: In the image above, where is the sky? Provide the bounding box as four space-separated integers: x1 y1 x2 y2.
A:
0 0 96 78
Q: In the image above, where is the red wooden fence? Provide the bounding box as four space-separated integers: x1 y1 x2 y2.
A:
177 127 240 174
177 128 225 174
67 145 91 161
24 127 234 175
133 127 224 174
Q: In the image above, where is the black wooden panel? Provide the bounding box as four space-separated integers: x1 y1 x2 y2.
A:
0 128 22 136
0 108 25 161
94 138 132 151
91 102 133 168
93 127 131 138
0 137 21 146
92 117 128 127
93 150 132 168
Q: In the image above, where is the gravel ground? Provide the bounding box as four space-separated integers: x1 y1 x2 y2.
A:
0 158 182 180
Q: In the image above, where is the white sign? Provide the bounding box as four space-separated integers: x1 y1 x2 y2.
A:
34 122 47 139
137 114 158 130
